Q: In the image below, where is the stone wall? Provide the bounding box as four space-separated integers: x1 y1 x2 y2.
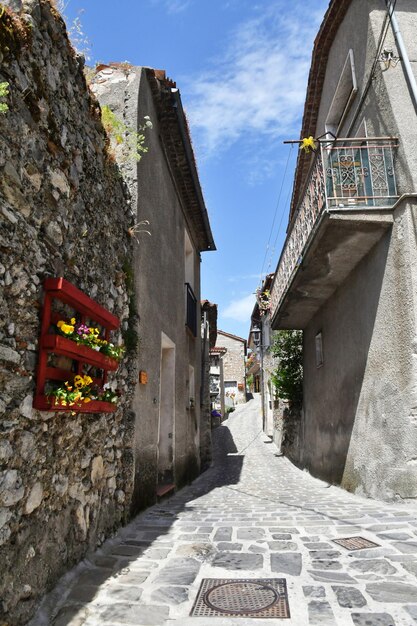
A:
0 1 137 623
216 332 246 404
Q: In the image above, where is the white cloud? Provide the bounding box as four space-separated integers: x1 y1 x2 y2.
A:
184 3 324 156
152 0 192 14
227 273 261 283
223 293 256 323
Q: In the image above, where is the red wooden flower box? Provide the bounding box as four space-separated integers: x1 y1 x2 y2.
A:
33 395 116 413
34 278 121 414
41 335 119 371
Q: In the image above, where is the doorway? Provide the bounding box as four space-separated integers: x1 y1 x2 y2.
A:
158 333 175 487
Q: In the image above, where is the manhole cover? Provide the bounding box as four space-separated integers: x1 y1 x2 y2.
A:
333 536 379 551
190 578 290 618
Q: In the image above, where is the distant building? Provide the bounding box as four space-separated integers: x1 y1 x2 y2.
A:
209 346 227 423
215 330 247 406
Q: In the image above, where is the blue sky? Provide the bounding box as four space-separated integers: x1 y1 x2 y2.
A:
62 0 329 340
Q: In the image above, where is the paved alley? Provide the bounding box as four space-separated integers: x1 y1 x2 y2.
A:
31 397 417 626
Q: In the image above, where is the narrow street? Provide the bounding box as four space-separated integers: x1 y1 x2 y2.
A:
31 396 417 626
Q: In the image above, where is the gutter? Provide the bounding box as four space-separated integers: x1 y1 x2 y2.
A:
171 88 216 252
386 1 417 112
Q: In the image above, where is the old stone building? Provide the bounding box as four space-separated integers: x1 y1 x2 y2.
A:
248 274 277 437
0 1 215 623
91 64 215 509
270 0 417 501
215 330 247 406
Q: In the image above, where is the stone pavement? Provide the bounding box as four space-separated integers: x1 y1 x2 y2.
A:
30 396 417 626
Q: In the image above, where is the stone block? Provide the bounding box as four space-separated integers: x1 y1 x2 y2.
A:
331 585 367 608
271 552 302 575
366 581 417 602
24 481 43 514
212 551 263 570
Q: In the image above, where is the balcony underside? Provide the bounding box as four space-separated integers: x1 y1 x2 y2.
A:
272 210 393 330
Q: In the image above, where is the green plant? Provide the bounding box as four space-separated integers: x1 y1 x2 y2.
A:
270 330 303 406
101 105 153 162
56 317 125 360
47 375 120 409
121 259 139 353
0 81 9 114
47 374 94 408
255 287 271 314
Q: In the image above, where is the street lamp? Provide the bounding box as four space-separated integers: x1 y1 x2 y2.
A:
251 325 261 347
250 324 265 432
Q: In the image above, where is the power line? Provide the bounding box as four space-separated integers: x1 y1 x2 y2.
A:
258 144 294 285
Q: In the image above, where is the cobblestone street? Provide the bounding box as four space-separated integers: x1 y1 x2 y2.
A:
31 397 417 626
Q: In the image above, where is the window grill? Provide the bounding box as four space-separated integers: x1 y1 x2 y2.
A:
185 282 197 337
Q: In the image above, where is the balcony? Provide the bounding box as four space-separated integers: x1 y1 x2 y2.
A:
185 282 198 337
271 138 398 329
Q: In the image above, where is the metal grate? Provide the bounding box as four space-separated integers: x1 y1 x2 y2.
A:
190 578 290 618
332 536 379 551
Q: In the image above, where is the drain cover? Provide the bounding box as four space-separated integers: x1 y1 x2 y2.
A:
333 537 379 551
190 578 290 618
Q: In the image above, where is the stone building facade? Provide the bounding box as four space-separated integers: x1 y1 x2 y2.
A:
0 1 136 622
270 0 417 501
91 65 215 510
215 331 247 405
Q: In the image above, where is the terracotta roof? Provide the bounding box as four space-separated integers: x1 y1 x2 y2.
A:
210 346 227 355
145 68 216 252
217 330 247 344
288 0 352 225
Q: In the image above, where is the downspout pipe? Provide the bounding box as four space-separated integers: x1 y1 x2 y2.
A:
386 1 417 112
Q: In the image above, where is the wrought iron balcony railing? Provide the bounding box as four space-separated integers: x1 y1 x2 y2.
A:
323 138 398 208
270 137 398 316
185 282 198 337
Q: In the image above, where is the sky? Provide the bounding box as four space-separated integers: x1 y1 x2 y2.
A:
62 0 329 340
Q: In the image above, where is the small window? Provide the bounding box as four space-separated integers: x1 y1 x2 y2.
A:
325 49 357 136
224 381 237 389
315 332 324 367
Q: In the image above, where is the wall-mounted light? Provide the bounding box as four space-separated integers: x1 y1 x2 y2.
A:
250 325 261 347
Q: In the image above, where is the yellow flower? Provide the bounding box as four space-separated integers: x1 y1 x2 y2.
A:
84 397 92 403
70 317 76 324
74 375 83 388
57 320 64 328
61 400 67 406
61 323 74 334
300 136 317 153
83 375 93 385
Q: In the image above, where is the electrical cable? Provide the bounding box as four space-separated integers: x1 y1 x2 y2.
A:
346 0 397 136
258 144 294 286
266 183 293 276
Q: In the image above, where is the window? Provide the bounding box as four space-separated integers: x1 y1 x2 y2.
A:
224 381 237 389
315 332 324 367
325 49 357 137
184 229 194 289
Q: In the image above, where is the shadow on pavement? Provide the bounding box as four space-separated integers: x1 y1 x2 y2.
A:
30 420 245 626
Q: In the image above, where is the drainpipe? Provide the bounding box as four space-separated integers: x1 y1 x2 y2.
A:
386 1 417 111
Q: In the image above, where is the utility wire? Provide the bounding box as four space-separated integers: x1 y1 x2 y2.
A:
258 144 294 286
266 183 293 276
346 0 397 136
260 2 396 288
